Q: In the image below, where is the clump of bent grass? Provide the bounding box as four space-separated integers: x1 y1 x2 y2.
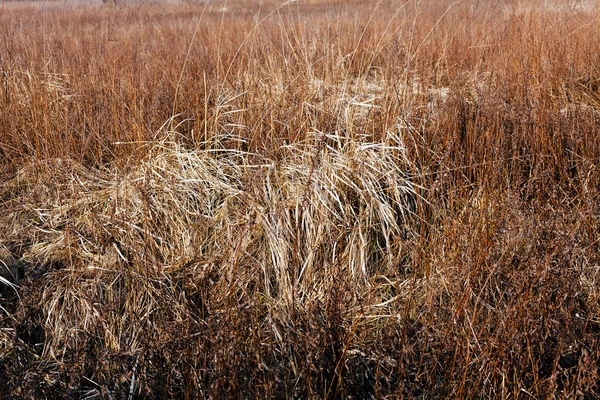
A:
269 130 418 298
4 125 419 359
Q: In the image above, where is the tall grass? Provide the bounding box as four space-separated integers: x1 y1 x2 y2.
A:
1 0 600 397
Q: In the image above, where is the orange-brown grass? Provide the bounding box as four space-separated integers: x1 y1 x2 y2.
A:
1 0 600 398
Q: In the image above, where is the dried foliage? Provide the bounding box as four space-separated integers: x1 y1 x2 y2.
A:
1 0 600 398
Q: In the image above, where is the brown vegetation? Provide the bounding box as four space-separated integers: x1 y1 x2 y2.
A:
1 0 600 398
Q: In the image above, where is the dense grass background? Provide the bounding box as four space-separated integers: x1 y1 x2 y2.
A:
1 0 600 398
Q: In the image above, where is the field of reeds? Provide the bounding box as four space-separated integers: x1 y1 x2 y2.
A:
1 0 600 397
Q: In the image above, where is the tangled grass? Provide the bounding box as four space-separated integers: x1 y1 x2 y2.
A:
2 125 422 396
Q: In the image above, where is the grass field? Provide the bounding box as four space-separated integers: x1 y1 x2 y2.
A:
1 0 600 398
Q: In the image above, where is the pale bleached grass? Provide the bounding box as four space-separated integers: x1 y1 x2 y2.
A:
2 121 419 356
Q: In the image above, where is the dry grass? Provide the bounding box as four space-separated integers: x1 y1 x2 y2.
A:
1 0 600 398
